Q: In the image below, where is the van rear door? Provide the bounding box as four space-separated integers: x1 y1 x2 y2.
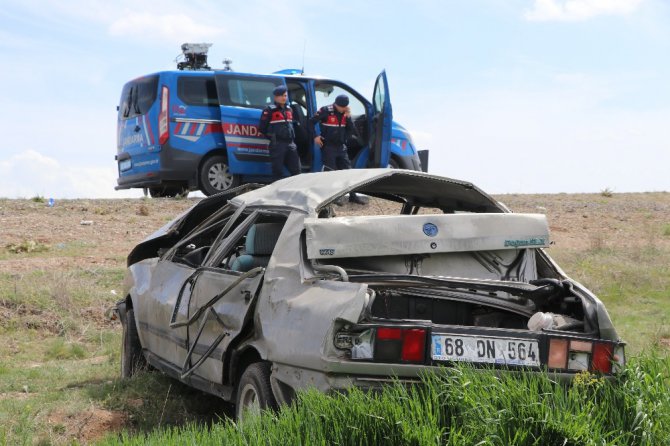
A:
214 74 286 176
370 70 393 168
116 75 160 186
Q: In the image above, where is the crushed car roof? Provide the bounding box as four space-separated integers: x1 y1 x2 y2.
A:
230 168 503 215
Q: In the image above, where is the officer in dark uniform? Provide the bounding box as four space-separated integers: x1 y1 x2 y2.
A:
259 85 300 178
311 94 367 205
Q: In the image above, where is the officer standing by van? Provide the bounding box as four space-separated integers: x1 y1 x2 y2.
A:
311 94 367 204
259 85 300 178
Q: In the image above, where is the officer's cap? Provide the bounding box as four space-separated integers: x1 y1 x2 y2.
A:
273 85 288 96
335 94 349 107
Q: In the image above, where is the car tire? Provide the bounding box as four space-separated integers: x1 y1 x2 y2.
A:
199 155 240 196
235 362 277 421
121 308 146 378
388 157 399 169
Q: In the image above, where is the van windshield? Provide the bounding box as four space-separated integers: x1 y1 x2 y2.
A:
118 75 159 120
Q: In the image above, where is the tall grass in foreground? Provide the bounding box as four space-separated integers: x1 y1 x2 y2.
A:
100 352 669 446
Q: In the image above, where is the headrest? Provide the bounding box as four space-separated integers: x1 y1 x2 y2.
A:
245 222 284 256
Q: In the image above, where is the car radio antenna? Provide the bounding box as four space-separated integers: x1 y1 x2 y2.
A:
301 39 306 75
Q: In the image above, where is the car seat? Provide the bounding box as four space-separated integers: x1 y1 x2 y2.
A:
230 222 284 272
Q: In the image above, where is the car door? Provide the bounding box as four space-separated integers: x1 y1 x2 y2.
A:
116 75 160 180
370 70 393 167
134 258 195 369
370 70 393 168
175 266 264 384
171 212 266 384
214 73 287 175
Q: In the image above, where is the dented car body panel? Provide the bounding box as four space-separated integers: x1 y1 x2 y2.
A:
120 169 625 406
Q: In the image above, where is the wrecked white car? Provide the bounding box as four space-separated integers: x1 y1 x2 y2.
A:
117 169 625 418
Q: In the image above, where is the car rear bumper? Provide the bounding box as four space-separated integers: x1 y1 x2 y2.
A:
271 360 619 397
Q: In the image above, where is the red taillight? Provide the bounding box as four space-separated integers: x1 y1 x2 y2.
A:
158 85 169 145
591 343 614 373
401 329 426 363
377 327 402 340
549 337 616 374
374 327 426 364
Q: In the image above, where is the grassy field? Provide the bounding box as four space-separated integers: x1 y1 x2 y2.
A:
98 354 670 446
0 194 668 445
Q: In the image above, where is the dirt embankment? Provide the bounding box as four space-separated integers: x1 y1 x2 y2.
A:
2 192 669 271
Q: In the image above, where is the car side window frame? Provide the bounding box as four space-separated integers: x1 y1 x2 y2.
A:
177 75 218 107
159 204 243 263
203 211 260 270
217 75 284 110
313 80 370 117
204 209 290 271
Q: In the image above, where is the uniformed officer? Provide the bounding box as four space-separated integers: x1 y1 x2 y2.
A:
259 85 300 178
311 94 367 204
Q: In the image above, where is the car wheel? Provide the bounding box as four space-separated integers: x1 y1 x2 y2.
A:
388 158 399 169
235 362 277 421
149 186 187 198
121 308 146 378
200 155 240 196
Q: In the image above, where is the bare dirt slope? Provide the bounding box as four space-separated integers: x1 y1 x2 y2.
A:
2 192 669 271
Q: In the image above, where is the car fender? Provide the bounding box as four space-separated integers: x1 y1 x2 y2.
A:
249 212 369 374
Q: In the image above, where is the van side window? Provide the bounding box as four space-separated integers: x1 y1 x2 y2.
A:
118 75 159 120
177 77 218 106
217 77 282 109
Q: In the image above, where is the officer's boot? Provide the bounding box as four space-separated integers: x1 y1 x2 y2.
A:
348 192 368 205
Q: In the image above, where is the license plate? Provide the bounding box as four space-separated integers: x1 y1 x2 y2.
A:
431 334 540 367
119 159 132 171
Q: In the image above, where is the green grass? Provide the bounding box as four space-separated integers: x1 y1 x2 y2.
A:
96 353 670 446
551 246 670 355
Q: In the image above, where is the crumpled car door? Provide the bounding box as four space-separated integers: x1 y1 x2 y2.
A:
170 266 264 384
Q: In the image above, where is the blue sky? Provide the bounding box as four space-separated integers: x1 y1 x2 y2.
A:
1 0 668 198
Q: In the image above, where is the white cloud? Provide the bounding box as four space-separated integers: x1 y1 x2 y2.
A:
524 0 643 21
108 12 225 44
0 150 142 199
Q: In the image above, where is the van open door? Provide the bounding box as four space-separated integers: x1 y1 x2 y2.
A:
369 70 393 168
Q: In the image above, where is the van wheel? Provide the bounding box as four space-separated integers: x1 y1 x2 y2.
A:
235 362 277 421
200 155 240 196
121 308 146 378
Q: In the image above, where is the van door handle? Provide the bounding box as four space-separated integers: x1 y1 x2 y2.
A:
134 125 141 132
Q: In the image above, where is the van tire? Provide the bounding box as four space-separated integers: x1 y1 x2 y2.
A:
200 155 240 196
235 362 277 421
121 308 146 378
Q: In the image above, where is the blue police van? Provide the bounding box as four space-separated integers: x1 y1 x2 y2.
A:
116 44 428 197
